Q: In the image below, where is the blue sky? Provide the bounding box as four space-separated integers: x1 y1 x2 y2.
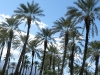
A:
0 0 76 34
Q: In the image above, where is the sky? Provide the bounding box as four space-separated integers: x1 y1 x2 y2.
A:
0 0 76 34
0 0 100 39
0 0 100 75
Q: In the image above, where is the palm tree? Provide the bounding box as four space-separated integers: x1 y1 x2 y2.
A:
53 17 70 75
14 1 44 74
27 39 40 75
66 0 100 75
21 55 29 75
6 53 15 75
88 40 100 75
0 16 21 75
36 28 54 75
68 27 82 75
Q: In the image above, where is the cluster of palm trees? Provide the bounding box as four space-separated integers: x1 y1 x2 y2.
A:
0 0 100 75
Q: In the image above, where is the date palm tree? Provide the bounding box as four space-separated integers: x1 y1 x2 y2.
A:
27 39 40 75
0 16 21 75
14 1 44 75
66 0 100 75
88 40 100 75
53 17 70 75
36 28 54 75
68 26 83 75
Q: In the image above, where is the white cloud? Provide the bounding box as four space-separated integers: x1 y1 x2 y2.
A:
0 14 11 24
0 14 10 19
54 36 63 42
0 14 47 30
1 47 19 61
78 36 85 40
35 21 48 29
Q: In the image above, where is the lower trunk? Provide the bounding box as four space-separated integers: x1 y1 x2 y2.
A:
48 54 52 75
79 29 89 75
49 54 52 70
12 69 13 75
34 66 36 75
30 50 34 75
19 60 24 75
39 40 47 75
0 42 5 62
14 24 30 75
85 71 88 75
53 56 55 74
60 31 68 75
95 55 99 75
1 32 12 75
25 67 27 75
6 58 10 75
22 66 24 75
70 44 75 75
58 61 60 75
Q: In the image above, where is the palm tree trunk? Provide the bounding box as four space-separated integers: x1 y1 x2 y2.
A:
48 54 52 75
95 55 99 75
14 20 31 75
49 54 52 70
1 30 13 75
22 66 25 75
19 60 24 75
34 66 36 75
30 50 34 75
79 17 90 75
6 58 10 75
0 42 5 62
53 56 55 74
25 67 27 75
70 44 75 75
39 40 47 75
58 61 60 75
60 31 69 75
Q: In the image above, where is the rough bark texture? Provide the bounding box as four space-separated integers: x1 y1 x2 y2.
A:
14 19 31 75
95 55 99 75
0 42 5 62
53 56 55 74
30 50 34 75
1 30 13 75
79 16 90 75
70 44 75 75
39 40 47 75
60 31 69 75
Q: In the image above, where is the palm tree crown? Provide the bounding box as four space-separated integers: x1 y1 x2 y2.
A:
14 1 44 26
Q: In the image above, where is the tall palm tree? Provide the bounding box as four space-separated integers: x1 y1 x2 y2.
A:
47 44 59 75
27 39 40 75
88 40 100 75
14 1 44 75
53 17 70 75
68 26 82 75
0 16 21 75
66 0 100 75
36 28 54 75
